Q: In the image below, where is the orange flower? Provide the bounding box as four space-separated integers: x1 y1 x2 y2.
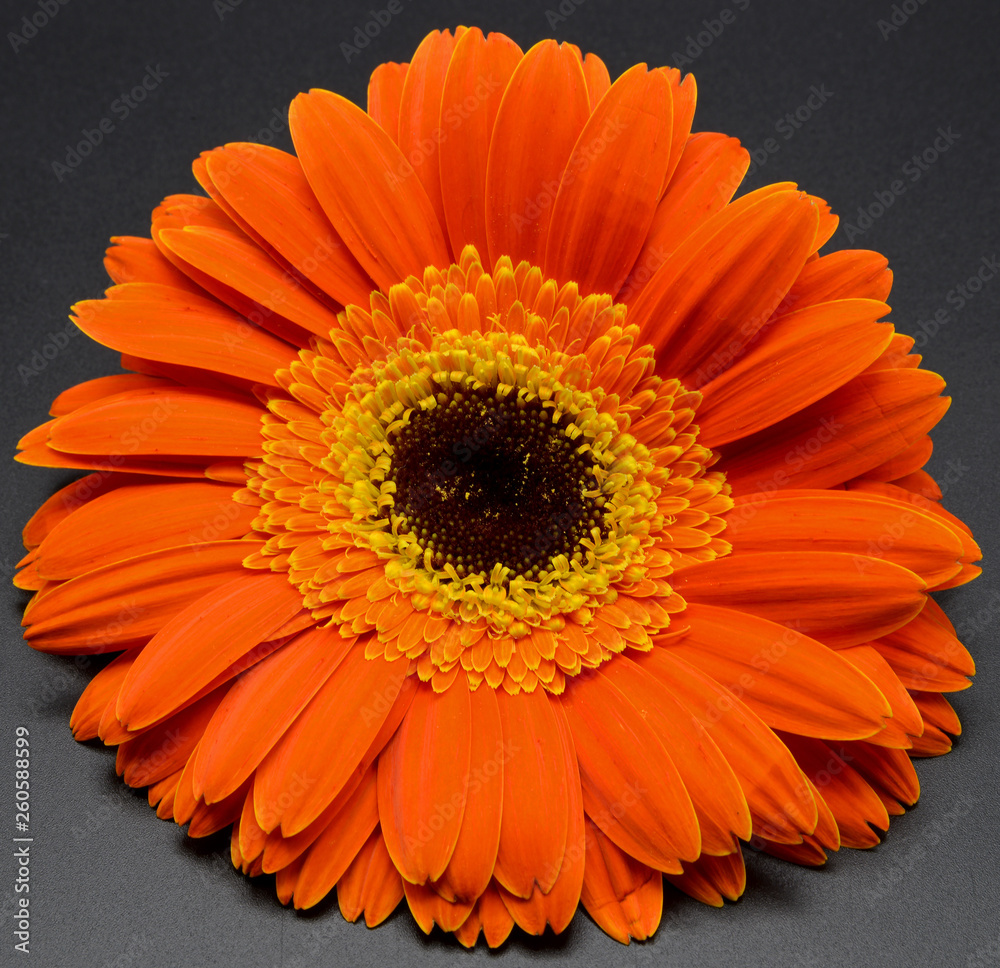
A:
15 28 980 946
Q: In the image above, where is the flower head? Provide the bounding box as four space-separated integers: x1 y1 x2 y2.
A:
16 27 980 946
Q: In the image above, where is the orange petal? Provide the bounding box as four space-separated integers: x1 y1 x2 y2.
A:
664 848 746 906
838 740 919 806
396 28 464 238
863 332 916 374
22 540 259 653
104 235 205 293
560 668 700 874
289 88 450 293
116 573 304 730
844 480 980 569
634 648 818 844
378 677 472 885
118 349 252 394
70 650 140 741
116 686 226 788
911 690 961 735
629 188 819 382
621 132 749 304
872 601 975 692
45 385 265 458
666 602 892 739
725 489 966 588
495 701 584 935
16 441 214 478
254 647 406 835
579 815 663 943
720 369 950 493
20 471 159 549
432 684 504 902
34 480 256 579
837 644 924 746
464 885 516 948
292 766 379 909
73 285 295 386
187 777 252 838
601 655 751 852
492 685 571 897
151 222 313 349
658 68 697 191
757 835 830 867
485 39 590 267
50 374 173 416
236 782 267 865
673 552 927 648
193 624 347 803
543 64 673 296
908 722 953 757
404 880 475 934
696 299 893 444
787 249 892 308
779 734 889 848
157 226 341 338
337 827 405 927
439 28 522 258
367 62 409 141
856 434 933 484
259 765 368 874
581 51 611 108
203 143 373 307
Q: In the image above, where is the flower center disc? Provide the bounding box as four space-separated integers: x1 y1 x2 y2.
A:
385 385 606 580
245 248 734 693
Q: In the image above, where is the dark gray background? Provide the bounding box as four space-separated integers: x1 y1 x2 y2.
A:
2 0 998 965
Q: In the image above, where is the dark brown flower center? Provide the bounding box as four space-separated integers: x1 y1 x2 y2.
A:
384 384 606 579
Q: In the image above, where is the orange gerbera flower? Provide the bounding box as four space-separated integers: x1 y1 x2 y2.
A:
15 27 980 947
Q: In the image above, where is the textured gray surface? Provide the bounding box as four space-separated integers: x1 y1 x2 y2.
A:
2 0 998 965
